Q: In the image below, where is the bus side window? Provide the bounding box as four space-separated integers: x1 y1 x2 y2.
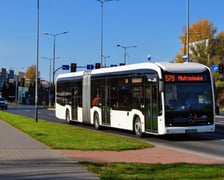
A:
132 86 143 108
110 86 118 109
92 94 100 106
109 77 130 110
118 87 131 108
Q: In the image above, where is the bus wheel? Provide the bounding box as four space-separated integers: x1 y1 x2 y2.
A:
134 116 142 137
65 110 71 124
94 112 100 130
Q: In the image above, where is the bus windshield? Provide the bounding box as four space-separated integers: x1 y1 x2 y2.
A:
164 82 214 127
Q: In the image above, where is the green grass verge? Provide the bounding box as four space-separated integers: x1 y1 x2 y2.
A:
82 162 224 180
2 111 223 179
0 111 151 150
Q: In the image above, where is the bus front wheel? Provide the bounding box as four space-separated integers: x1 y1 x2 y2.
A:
94 112 100 130
134 116 143 137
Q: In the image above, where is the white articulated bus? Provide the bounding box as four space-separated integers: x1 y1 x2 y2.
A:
55 62 215 136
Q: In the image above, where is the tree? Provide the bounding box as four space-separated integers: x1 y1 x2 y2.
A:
25 65 39 85
213 31 224 105
177 19 217 63
176 19 224 105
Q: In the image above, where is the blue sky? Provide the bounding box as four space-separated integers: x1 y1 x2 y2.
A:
0 0 224 81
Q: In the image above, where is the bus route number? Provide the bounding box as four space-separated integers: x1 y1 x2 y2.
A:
165 75 175 82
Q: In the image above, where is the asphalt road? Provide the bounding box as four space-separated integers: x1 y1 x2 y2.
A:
6 105 63 123
5 105 224 160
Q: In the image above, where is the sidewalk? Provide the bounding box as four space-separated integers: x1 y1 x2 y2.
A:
61 146 224 164
0 120 100 180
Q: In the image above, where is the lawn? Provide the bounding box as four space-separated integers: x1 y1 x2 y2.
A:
1 111 224 179
83 162 224 180
0 111 151 150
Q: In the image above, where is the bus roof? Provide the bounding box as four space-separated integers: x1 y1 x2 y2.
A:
156 62 208 73
56 62 209 80
57 62 161 80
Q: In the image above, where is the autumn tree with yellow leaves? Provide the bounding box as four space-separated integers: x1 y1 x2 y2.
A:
25 65 39 86
176 18 224 105
176 19 217 63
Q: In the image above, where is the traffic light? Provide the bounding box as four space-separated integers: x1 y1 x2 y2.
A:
219 64 224 74
70 63 77 72
95 63 101 69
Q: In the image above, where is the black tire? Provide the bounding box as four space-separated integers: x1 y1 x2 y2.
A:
94 112 100 130
133 116 143 137
65 110 71 124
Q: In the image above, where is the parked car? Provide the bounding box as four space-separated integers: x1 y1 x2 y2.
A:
0 97 8 110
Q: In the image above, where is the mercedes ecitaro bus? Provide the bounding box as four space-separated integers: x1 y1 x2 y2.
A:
55 62 215 137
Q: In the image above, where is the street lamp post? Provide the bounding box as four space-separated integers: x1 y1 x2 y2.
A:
102 55 110 67
184 30 201 63
42 57 60 83
42 57 59 107
97 0 118 66
187 0 190 62
35 0 40 122
11 67 23 104
117 44 137 64
42 31 68 85
42 57 52 85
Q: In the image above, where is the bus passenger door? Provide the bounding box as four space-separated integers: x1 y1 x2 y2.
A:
101 85 111 125
145 85 158 132
71 87 78 120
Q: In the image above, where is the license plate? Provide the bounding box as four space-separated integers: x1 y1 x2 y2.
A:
185 129 197 133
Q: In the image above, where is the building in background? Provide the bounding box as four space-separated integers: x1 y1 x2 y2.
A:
0 66 49 106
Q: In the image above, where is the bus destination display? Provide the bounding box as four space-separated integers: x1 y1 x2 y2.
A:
165 74 207 82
